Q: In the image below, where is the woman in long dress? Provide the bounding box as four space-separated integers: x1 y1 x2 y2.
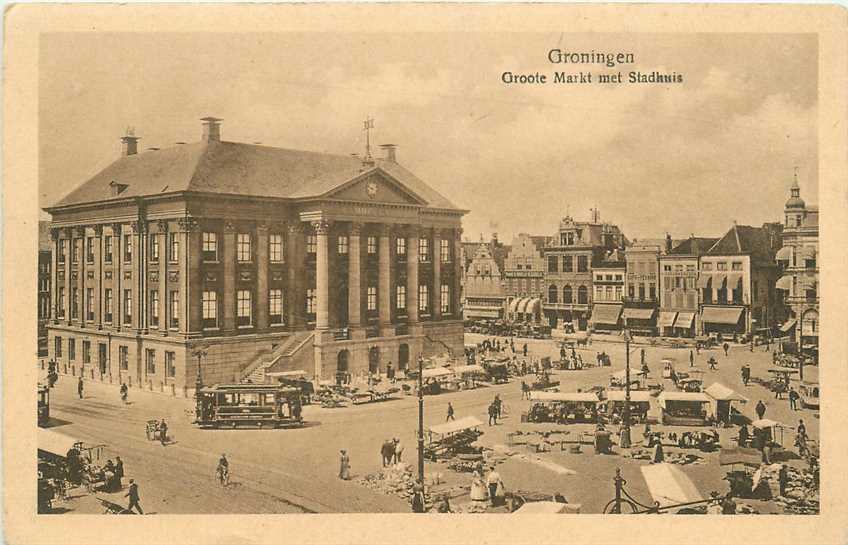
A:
338 450 351 480
652 437 665 463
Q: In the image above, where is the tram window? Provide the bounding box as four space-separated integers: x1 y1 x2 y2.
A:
242 393 260 406
264 393 275 405
220 393 236 406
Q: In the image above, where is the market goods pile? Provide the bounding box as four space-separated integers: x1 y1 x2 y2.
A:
769 465 820 514
624 448 705 465
358 463 418 499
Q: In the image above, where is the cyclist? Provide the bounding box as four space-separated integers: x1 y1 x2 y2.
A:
216 454 230 486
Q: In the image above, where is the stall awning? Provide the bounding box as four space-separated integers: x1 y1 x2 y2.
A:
421 367 454 379
640 464 705 508
776 275 793 291
428 416 482 435
592 303 623 325
751 419 783 430
776 246 792 262
657 391 710 409
507 298 523 314
704 382 748 402
657 311 678 328
696 274 712 289
623 308 655 321
701 306 744 325
719 447 762 467
673 312 695 329
780 319 797 333
531 391 599 403
605 391 653 403
38 429 79 458
450 364 485 376
520 298 542 315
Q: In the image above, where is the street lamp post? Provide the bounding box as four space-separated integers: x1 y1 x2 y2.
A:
417 354 425 485
192 348 208 421
621 323 632 449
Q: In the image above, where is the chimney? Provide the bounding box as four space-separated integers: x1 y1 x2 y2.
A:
201 117 223 143
379 144 397 163
121 134 140 156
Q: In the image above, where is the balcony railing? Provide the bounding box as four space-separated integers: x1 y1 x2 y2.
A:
332 328 350 341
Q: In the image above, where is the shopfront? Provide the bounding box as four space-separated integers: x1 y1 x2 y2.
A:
591 303 623 332
700 306 746 336
622 307 657 336
657 311 678 337
673 311 696 337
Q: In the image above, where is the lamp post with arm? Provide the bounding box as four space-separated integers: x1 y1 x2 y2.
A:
192 348 208 421
621 320 632 449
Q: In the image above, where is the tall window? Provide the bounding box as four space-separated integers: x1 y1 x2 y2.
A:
104 289 112 322
82 341 91 364
69 338 76 361
72 239 81 263
269 289 284 325
440 239 450 263
606 286 613 300
367 236 377 255
615 286 622 301
58 239 67 263
306 288 316 314
577 285 588 304
419 238 430 262
123 234 132 262
595 286 603 300
396 285 406 311
638 284 646 300
119 346 128 370
270 234 284 262
563 256 573 272
649 283 656 300
237 233 251 262
71 288 79 319
201 290 218 328
145 349 156 374
165 352 176 378
169 291 179 328
149 234 160 261
150 290 159 327
168 232 179 262
306 234 317 254
55 337 63 358
548 285 558 303
418 285 429 313
367 286 377 311
333 235 348 255
440 284 450 314
396 237 407 258
577 255 588 272
237 290 252 326
57 287 65 318
563 285 572 303
103 236 112 263
86 237 95 263
202 232 218 261
86 288 94 320
123 289 132 323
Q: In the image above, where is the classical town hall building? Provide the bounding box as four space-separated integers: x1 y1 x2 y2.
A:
45 118 466 395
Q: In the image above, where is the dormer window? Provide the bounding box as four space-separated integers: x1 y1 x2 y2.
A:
109 181 129 197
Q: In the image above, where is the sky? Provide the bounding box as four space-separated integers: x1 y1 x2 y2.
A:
40 32 817 241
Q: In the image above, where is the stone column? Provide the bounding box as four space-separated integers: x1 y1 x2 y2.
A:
64 229 73 325
256 222 270 330
157 220 169 334
287 223 305 329
222 220 237 333
75 227 86 327
453 227 463 316
313 219 331 330
131 220 146 333
93 225 103 329
406 227 420 323
112 224 123 331
432 229 442 320
378 224 392 327
347 222 362 328
50 228 60 323
180 216 200 337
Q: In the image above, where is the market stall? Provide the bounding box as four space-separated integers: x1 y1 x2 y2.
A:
424 416 484 461
657 391 711 426
603 391 653 423
419 367 456 395
639 464 705 513
719 446 763 498
704 382 748 425
526 392 601 424
609 369 642 390
450 364 486 389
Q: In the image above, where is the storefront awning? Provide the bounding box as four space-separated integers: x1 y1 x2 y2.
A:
623 307 655 321
520 298 542 315
507 298 523 314
701 306 744 325
696 274 712 289
657 311 678 328
776 275 793 291
776 246 792 261
674 312 695 329
780 319 797 333
592 303 622 325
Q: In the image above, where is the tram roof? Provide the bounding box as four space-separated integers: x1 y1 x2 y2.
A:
200 383 300 394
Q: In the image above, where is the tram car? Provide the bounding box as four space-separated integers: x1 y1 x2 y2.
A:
195 383 304 429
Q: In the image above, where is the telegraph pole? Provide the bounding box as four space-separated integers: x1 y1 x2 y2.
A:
621 324 632 448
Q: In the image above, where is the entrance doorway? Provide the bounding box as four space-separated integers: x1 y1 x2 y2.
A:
337 349 349 373
368 346 380 373
398 344 409 371
98 343 107 375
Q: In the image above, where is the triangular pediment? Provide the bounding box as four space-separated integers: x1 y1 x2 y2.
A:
324 169 428 205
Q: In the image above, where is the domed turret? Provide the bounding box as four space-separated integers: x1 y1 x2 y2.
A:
785 171 805 210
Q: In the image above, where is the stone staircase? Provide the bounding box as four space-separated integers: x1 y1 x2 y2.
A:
241 331 314 384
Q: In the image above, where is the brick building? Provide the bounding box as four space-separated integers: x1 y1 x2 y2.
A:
589 249 626 332
658 236 718 337
45 118 466 395
462 236 509 321
38 221 52 357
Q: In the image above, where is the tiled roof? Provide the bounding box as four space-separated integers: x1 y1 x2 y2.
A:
529 236 553 252
668 237 720 257
48 140 459 211
706 225 777 265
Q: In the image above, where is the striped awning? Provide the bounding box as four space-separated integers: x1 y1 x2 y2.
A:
776 275 793 291
623 307 655 321
657 311 678 328
592 303 622 325
776 246 792 261
674 312 695 329
520 298 542 315
701 306 744 325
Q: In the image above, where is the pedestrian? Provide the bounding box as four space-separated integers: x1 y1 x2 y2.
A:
774 384 783 399
338 449 350 480
115 456 125 487
381 439 394 467
797 419 806 439
723 342 730 357
708 357 718 371
560 347 567 361
120 382 128 403
216 454 230 486
755 400 766 420
486 467 504 507
77 377 84 399
689 350 694 368
721 493 737 515
446 402 455 422
520 381 529 400
493 394 502 418
393 438 404 464
651 436 665 464
125 479 143 514
159 419 168 446
386 362 395 384
488 403 498 426
738 424 749 447
411 480 426 513
788 387 799 410
523 344 528 357
696 344 701 355
778 464 788 497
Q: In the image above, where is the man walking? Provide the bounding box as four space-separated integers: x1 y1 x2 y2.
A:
77 377 84 399
159 419 168 446
788 387 799 410
446 402 455 421
120 382 129 403
125 479 143 514
723 342 730 357
523 343 528 357
689 350 694 368
114 456 125 488
708 357 718 371
381 439 395 467
488 402 498 426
